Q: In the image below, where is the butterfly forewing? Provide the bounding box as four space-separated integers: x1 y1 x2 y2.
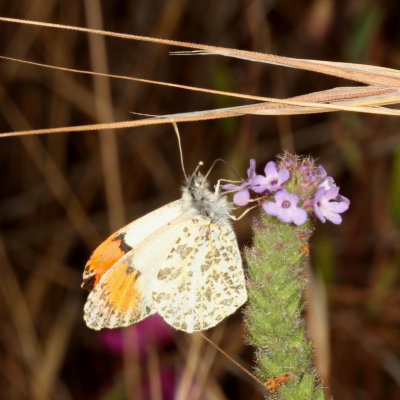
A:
82 200 184 290
84 257 152 329
152 216 246 333
84 215 194 329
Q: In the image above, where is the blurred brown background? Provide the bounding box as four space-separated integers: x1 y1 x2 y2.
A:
0 0 399 399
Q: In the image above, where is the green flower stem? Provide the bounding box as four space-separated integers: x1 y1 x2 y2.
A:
245 214 325 399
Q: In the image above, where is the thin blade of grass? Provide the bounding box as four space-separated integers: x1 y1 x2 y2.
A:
0 83 100 245
2 16 400 86
174 50 400 87
84 0 126 231
3 55 399 110
1 56 400 138
33 296 77 400
175 333 203 400
1 17 400 142
2 94 400 138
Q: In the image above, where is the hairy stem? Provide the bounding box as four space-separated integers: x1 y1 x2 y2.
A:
244 214 325 399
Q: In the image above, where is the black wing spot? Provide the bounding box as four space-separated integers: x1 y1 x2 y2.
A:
81 275 96 291
115 232 133 253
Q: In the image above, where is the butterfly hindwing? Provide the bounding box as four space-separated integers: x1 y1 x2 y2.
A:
152 216 247 333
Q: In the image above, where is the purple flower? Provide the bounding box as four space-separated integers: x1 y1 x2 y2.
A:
252 161 290 193
313 186 350 224
318 176 336 191
99 314 174 358
223 159 256 206
262 190 307 225
317 165 328 180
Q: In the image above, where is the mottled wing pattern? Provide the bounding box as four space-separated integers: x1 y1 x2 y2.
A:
84 216 193 330
84 257 151 329
82 200 184 291
152 216 246 332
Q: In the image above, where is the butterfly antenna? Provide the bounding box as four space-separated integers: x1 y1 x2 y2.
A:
204 159 242 181
171 120 188 181
204 158 226 181
192 160 204 176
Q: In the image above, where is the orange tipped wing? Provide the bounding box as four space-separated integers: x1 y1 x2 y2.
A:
82 200 184 291
83 258 152 329
84 216 193 330
82 232 132 291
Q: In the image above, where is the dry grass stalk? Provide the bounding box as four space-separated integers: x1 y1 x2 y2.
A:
0 16 400 139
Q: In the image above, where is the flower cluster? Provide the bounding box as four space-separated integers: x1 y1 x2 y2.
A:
223 154 350 225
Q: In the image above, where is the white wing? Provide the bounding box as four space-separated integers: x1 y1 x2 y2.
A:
82 199 185 289
152 216 247 333
122 199 185 247
84 215 193 329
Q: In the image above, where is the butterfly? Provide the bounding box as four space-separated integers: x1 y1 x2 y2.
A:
82 171 247 333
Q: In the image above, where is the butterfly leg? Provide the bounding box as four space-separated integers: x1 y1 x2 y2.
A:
230 204 259 221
